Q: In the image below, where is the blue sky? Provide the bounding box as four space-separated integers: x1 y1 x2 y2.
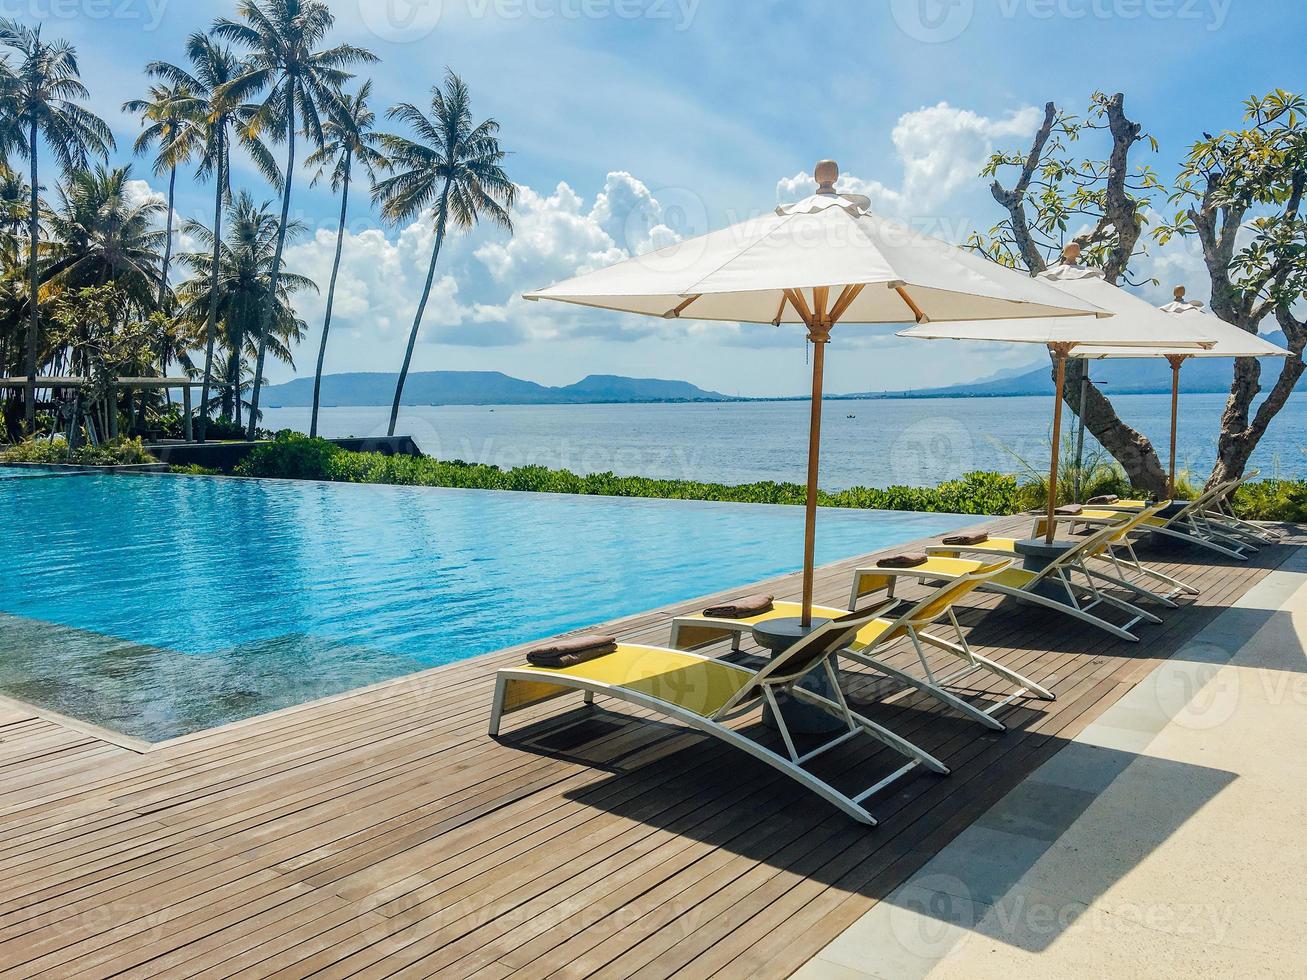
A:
40 0 1307 394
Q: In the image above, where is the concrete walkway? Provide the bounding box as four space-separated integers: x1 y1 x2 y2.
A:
797 547 1307 979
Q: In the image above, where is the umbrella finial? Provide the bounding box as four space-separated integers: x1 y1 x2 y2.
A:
1174 285 1186 301
1061 242 1082 264
814 160 839 195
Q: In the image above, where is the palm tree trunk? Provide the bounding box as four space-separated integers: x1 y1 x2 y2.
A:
389 183 450 438
246 85 295 440
197 128 225 444
311 152 350 439
23 121 39 433
159 163 177 310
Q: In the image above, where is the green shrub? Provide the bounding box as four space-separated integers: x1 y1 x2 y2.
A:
1231 479 1307 523
0 437 156 467
170 463 222 476
234 435 343 479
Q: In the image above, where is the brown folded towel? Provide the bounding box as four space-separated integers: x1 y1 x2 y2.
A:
877 552 929 569
527 634 618 668
703 593 774 618
1054 504 1084 516
1087 494 1119 505
942 532 989 546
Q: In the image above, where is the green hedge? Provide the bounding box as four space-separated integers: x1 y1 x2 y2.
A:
230 436 1307 522
234 436 1019 514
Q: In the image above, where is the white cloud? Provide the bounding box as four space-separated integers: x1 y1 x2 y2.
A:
777 102 1043 219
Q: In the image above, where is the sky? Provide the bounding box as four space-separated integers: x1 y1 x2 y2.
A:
31 0 1307 396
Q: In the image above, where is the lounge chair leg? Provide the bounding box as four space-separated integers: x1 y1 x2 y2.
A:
845 650 1006 731
789 687 950 775
489 676 507 737
583 690 594 704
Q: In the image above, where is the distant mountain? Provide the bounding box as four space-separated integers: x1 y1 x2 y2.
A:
849 332 1292 399
262 371 730 408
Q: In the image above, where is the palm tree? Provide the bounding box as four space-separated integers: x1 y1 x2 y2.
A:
374 70 514 437
0 19 114 431
303 79 386 437
176 191 313 429
212 0 376 439
44 164 167 312
148 33 272 442
122 82 192 314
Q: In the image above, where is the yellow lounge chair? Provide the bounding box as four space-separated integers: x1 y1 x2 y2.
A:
489 609 949 825
1061 479 1253 560
946 503 1198 607
848 522 1164 642
670 560 1050 732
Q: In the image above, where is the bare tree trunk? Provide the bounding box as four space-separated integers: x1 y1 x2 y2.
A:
1191 165 1306 488
990 94 1168 495
1062 357 1169 492
1209 307 1306 485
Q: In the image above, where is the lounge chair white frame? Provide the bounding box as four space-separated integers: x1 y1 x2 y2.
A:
952 503 1199 607
489 610 949 825
851 522 1163 643
1198 470 1284 546
669 561 1052 732
1071 479 1254 560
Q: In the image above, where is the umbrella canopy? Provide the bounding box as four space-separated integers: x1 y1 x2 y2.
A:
897 255 1219 542
526 167 1107 325
526 163 1108 624
895 263 1219 348
1072 288 1290 492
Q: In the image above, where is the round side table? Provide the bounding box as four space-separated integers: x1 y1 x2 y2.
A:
750 616 845 735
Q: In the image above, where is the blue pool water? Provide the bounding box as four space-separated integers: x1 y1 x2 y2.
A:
0 474 968 740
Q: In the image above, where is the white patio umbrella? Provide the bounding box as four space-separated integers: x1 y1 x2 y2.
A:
897 246 1218 543
1073 287 1290 494
525 162 1110 625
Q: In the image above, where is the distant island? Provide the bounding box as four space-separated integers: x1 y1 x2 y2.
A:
263 372 731 408
266 336 1288 409
847 330 1291 400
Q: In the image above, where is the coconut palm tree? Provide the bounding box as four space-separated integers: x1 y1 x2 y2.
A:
122 82 193 314
212 0 376 439
148 33 273 442
0 19 114 431
303 79 386 437
373 70 514 437
176 190 313 429
44 164 168 313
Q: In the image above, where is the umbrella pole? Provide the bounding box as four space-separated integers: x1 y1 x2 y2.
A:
1045 344 1072 545
800 321 831 628
1166 355 1186 498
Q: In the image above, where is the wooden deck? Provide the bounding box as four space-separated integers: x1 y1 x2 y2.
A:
1 516 1301 979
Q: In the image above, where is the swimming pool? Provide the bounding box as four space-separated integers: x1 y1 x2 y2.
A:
0 473 969 741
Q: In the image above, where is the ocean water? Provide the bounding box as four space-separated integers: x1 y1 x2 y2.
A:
263 391 1307 489
0 473 968 740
